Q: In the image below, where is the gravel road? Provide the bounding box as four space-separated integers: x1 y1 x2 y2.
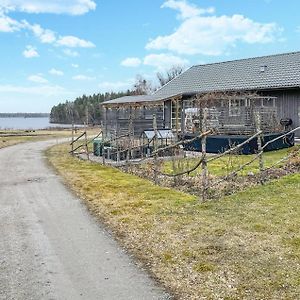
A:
0 140 170 300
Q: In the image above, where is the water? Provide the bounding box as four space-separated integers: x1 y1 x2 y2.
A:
0 117 78 130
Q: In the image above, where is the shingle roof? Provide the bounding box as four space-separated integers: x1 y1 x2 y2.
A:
154 51 300 98
102 51 300 105
101 94 168 106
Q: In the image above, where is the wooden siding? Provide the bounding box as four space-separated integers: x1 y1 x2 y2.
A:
261 89 300 136
102 88 300 138
103 105 166 137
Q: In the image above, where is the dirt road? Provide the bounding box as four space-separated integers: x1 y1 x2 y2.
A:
0 140 169 300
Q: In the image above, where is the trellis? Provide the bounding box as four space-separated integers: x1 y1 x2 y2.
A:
75 91 298 201
182 92 279 135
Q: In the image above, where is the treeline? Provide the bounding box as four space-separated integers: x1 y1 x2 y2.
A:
0 113 49 118
50 90 136 124
50 66 184 124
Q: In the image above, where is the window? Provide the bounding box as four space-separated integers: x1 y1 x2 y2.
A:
171 100 182 130
228 99 241 117
118 108 130 119
144 107 154 120
134 107 143 119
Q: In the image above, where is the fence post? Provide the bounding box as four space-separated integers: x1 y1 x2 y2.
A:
116 132 120 166
153 114 158 185
255 112 264 183
71 121 74 156
101 131 106 165
126 116 133 172
201 108 208 200
84 129 89 161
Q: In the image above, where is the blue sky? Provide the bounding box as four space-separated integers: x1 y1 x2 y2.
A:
0 0 299 112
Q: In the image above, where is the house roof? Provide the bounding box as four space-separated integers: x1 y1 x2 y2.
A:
102 51 300 106
154 51 300 98
101 94 168 106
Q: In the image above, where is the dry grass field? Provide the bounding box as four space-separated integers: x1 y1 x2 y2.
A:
0 127 100 149
46 143 300 300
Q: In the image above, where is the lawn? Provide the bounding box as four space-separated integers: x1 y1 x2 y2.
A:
47 143 300 300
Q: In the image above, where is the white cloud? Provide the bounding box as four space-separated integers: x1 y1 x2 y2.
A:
0 10 96 50
144 53 188 70
57 35 95 48
63 49 79 57
0 0 96 15
0 11 22 32
49 68 64 76
23 22 56 43
98 79 134 92
72 75 95 81
162 0 215 20
28 74 48 84
24 22 95 48
0 84 69 96
146 0 281 56
23 45 39 58
121 57 142 67
71 63 79 68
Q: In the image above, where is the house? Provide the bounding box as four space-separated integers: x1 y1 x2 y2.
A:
102 51 300 137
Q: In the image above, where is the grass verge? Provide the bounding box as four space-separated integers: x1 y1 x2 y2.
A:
46 143 300 300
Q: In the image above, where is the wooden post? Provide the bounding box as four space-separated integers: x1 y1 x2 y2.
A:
116 129 120 166
153 114 158 185
71 121 74 156
175 98 179 140
255 112 264 183
84 129 89 160
85 105 89 128
102 131 106 165
126 115 133 171
201 108 208 200
105 107 108 137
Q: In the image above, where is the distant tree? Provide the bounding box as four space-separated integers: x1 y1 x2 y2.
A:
156 65 184 87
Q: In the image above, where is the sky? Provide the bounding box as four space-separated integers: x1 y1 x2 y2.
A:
0 0 299 113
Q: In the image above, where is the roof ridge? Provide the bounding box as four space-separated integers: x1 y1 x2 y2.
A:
191 51 300 68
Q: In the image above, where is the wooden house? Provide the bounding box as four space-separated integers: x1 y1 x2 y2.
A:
102 51 300 137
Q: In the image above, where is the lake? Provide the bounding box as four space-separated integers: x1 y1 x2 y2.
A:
0 117 77 130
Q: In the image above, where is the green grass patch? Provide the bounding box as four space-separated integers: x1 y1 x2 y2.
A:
193 262 216 273
46 143 300 299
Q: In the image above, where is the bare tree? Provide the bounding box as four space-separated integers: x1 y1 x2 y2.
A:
157 65 184 87
133 75 153 95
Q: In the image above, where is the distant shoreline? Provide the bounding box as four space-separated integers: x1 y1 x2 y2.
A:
0 113 50 118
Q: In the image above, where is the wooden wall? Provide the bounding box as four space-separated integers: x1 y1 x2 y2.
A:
102 88 300 138
103 105 166 137
262 88 300 136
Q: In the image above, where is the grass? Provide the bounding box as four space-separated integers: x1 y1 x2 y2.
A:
164 146 299 177
47 143 300 300
0 129 69 149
